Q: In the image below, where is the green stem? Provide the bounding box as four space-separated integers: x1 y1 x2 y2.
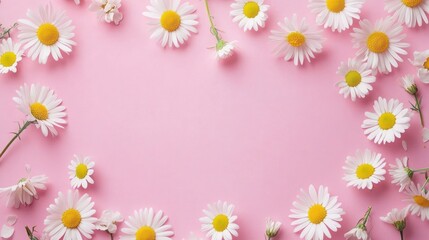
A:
400 230 404 240
414 168 429 173
361 207 372 226
0 121 32 159
421 178 429 192
203 0 221 41
414 94 425 127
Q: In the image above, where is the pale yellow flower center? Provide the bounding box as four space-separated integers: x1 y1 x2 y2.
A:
423 57 429 70
212 214 229 232
136 226 156 240
0 52 17 67
286 32 306 47
243 1 260 18
414 195 429 207
76 164 88 179
308 204 327 224
37 23 60 46
367 32 389 53
345 70 361 87
30 102 49 120
378 112 396 130
62 209 81 228
356 164 375 179
402 0 422 7
160 10 181 32
326 0 345 13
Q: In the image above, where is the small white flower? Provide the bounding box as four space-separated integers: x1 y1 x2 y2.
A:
265 219 281 239
380 207 408 232
389 157 413 192
411 50 429 83
200 201 239 240
402 75 418 95
344 227 369 240
385 0 429 28
68 155 95 189
230 0 269 32
89 0 123 25
216 40 237 59
405 182 429 221
0 38 24 74
96 210 123 234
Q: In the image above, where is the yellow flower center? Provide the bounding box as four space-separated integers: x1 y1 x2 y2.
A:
212 214 229 232
287 32 306 47
414 195 429 207
0 52 17 67
356 164 375 179
367 32 389 53
243 1 260 18
37 23 60 46
326 0 345 13
378 112 396 130
160 10 181 32
75 164 88 179
136 226 156 240
308 204 327 224
402 0 422 7
30 102 49 120
423 57 429 70
61 209 81 229
345 70 362 87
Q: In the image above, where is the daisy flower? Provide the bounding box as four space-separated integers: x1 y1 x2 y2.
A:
289 185 345 240
265 219 281 240
344 207 371 240
411 50 429 83
401 75 425 127
96 210 123 234
68 155 95 189
216 40 237 60
89 0 123 25
351 17 409 74
200 201 239 240
0 38 24 74
0 165 47 208
380 208 408 239
362 97 410 144
18 3 76 64
44 190 97 240
389 157 414 192
308 0 365 32
385 0 429 28
120 208 174 240
270 14 324 66
230 0 269 32
336 58 376 101
343 149 386 190
143 0 198 48
405 182 429 221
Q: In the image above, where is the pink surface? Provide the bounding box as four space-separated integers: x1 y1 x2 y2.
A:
1 0 429 239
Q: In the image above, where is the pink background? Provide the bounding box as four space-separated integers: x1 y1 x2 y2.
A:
1 0 429 239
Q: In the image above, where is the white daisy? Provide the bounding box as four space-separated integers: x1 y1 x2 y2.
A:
89 0 123 25
344 227 369 240
389 157 414 192
96 210 123 234
411 50 429 83
0 38 24 74
265 219 281 239
270 14 324 66
290 185 345 240
343 149 386 190
385 0 429 28
44 190 97 240
143 0 198 48
13 83 67 137
308 0 365 32
336 58 376 101
230 0 269 32
18 3 76 64
216 41 237 59
351 17 409 74
401 75 418 95
362 97 411 144
405 182 429 221
380 207 408 232
120 208 174 240
0 165 47 208
68 155 95 189
200 201 239 240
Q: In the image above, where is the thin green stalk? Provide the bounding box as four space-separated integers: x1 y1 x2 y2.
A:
400 230 404 240
0 121 32 159
361 207 372 226
414 168 429 173
421 178 429 192
414 94 425 127
203 0 220 41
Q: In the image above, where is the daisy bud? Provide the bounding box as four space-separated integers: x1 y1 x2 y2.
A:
216 40 237 60
265 219 281 239
402 75 418 95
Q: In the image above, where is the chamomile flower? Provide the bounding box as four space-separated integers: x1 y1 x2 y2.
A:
44 190 97 240
68 155 95 189
290 185 345 240
411 50 429 83
0 38 23 74
351 17 409 74
96 210 123 234
389 157 414 192
89 0 123 25
230 0 269 32
13 83 67 137
308 0 365 32
380 208 408 237
143 0 198 48
385 0 429 28
216 41 237 59
362 97 410 144
336 58 376 101
120 208 174 240
270 14 324 66
405 182 429 221
343 149 386 190
200 201 239 240
18 3 76 64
